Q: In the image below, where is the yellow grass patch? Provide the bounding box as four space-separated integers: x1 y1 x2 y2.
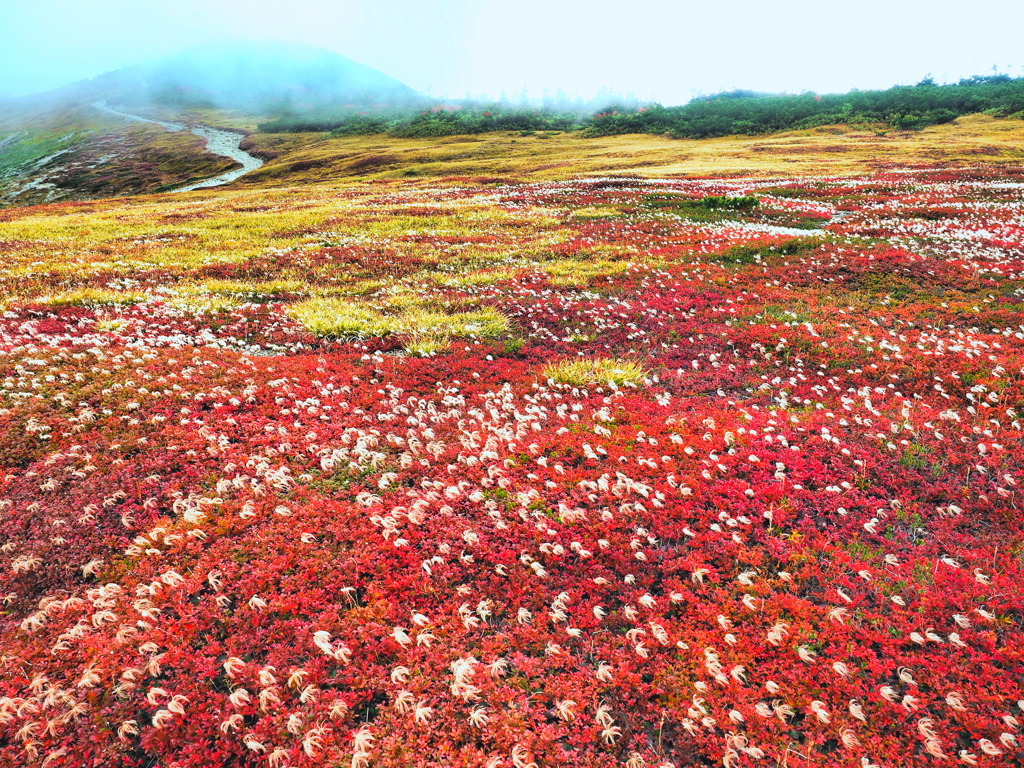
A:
95 318 130 333
287 299 397 338
42 289 145 307
287 297 509 342
202 279 310 300
0 188 358 274
162 286 243 313
542 259 634 287
239 114 1024 186
403 335 452 356
543 358 649 387
427 268 517 288
399 308 509 338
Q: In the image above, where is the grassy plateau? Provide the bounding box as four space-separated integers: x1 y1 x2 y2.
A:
0 114 1023 768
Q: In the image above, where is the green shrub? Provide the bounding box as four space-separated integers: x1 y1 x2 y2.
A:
585 75 1024 138
699 195 760 210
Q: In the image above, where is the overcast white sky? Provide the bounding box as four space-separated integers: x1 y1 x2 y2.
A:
2 0 1022 103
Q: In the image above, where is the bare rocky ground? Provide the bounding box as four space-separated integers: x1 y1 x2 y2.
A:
0 104 264 207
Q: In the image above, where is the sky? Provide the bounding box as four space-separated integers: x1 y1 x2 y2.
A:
1 0 1023 104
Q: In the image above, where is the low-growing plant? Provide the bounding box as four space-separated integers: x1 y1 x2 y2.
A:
397 307 509 338
287 298 397 338
543 259 633 287
404 334 451 356
202 279 310 301
642 194 762 221
2 167 1024 768
543 357 648 387
428 268 516 288
95 318 129 333
700 194 760 209
288 298 509 341
42 289 145 307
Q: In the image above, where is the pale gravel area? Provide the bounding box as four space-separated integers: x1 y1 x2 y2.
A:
92 101 264 191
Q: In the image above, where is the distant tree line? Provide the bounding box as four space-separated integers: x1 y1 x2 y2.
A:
586 76 1024 138
257 108 588 136
256 76 1024 138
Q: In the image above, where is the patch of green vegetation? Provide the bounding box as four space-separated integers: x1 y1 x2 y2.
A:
958 366 987 386
709 243 764 266
400 307 510 338
898 442 933 470
527 498 559 519
708 237 822 266
585 75 1024 138
260 107 587 137
257 75 1024 142
568 206 623 220
910 560 934 586
496 338 526 357
0 131 75 174
757 304 815 323
230 547 255 565
309 463 378 494
483 487 511 504
404 335 451 356
844 540 883 561
287 298 397 338
543 258 633 287
856 273 918 300
643 194 760 220
700 195 761 210
775 237 825 256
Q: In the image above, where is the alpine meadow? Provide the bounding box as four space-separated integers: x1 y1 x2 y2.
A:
1 11 1024 768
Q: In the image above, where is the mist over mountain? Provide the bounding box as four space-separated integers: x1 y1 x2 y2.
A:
16 41 424 116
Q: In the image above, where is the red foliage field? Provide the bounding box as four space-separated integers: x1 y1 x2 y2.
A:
1 167 1024 767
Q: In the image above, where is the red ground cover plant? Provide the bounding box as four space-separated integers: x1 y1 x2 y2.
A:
1 167 1024 767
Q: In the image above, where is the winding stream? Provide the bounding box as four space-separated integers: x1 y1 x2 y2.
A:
92 102 264 192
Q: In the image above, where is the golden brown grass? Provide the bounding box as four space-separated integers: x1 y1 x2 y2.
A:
0 178 569 282
1 114 1020 311
239 114 1024 185
0 188 354 274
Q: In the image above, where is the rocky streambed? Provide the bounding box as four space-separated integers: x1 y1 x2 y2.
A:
93 102 264 191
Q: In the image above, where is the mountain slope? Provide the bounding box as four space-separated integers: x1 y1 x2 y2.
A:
0 42 424 206
90 40 424 112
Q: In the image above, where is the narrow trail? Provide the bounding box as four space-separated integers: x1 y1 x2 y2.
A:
92 101 264 192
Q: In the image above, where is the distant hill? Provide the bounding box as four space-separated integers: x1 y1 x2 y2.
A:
0 42 427 207
86 41 424 113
